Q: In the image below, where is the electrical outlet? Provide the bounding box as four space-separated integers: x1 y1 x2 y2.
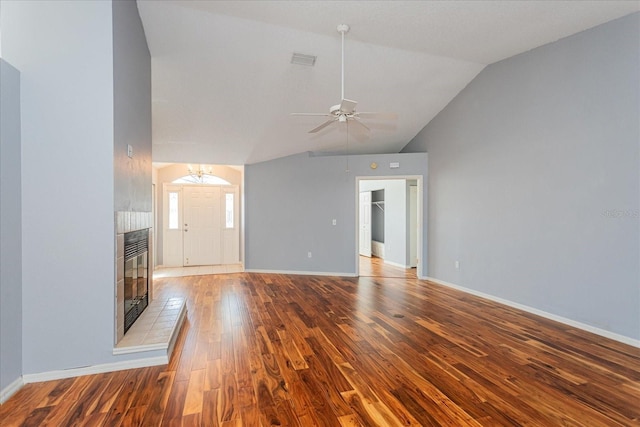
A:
455 260 460 269
308 252 312 258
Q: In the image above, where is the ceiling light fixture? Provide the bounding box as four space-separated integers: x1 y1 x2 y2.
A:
291 52 316 67
187 164 213 183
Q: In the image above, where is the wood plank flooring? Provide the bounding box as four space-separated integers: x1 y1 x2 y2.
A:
2 265 639 426
358 256 416 280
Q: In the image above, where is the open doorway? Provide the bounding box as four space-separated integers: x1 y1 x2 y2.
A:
153 163 243 270
356 176 422 278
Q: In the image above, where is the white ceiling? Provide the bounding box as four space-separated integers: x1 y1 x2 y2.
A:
138 1 639 165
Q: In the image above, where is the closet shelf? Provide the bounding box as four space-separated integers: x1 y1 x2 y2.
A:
373 201 385 211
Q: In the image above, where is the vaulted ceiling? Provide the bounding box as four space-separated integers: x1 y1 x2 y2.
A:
138 1 639 165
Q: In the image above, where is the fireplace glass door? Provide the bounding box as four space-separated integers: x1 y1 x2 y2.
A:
124 229 149 333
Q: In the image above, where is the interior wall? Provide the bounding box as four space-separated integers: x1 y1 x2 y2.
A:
360 179 408 267
2 0 159 376
371 189 384 243
0 59 22 393
245 152 427 275
113 0 152 212
154 164 242 265
402 13 640 341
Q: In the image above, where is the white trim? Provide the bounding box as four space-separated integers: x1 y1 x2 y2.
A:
0 376 24 404
426 276 640 348
371 241 385 258
245 269 357 277
22 356 169 384
112 342 169 355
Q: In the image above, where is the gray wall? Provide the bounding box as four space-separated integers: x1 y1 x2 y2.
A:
113 0 152 212
0 59 23 392
371 190 384 243
402 13 639 340
2 0 159 375
245 152 427 275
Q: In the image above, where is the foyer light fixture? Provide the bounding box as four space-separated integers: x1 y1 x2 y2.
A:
187 164 213 183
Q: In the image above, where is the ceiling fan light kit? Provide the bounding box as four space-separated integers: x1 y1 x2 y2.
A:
291 24 396 134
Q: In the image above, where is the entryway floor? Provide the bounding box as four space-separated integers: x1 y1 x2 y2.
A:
153 263 243 278
359 255 417 279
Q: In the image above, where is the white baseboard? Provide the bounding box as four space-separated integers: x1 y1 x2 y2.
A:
425 276 640 348
22 356 168 384
0 376 24 404
371 241 385 258
245 269 357 277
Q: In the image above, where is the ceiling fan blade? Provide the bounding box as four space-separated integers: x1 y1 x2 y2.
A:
355 112 398 120
351 118 370 132
291 113 331 116
340 99 357 114
309 118 336 133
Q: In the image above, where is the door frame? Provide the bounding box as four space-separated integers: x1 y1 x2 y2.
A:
355 175 424 278
359 190 372 257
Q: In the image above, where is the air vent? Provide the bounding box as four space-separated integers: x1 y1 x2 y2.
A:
291 52 316 67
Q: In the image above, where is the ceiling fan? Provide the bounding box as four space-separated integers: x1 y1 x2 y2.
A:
291 24 397 134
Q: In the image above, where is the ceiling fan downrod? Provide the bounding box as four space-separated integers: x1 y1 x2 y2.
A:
337 24 350 101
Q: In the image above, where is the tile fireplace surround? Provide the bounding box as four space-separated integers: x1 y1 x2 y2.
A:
115 211 186 359
115 211 154 344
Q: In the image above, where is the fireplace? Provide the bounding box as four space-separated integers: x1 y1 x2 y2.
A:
123 229 149 333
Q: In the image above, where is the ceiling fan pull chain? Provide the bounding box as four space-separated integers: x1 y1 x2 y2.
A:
346 120 350 173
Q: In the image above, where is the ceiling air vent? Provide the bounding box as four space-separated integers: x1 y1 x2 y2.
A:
291 52 316 67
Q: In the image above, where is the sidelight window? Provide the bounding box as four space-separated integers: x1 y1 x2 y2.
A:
168 192 179 229
225 193 234 228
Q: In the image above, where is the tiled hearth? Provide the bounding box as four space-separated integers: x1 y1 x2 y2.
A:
115 211 185 355
114 297 186 355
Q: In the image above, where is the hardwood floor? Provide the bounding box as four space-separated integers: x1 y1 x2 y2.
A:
358 256 417 279
2 267 639 426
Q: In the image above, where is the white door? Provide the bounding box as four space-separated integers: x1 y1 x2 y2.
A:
409 185 418 268
183 186 221 266
359 191 372 257
221 186 240 264
163 185 184 267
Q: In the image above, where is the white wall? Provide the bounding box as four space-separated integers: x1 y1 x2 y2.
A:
0 59 22 393
403 13 639 341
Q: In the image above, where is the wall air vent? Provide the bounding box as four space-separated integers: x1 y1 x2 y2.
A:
291 52 316 67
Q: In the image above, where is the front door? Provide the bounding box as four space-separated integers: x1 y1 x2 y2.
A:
183 186 221 266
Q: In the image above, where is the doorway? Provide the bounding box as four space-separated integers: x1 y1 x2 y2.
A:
356 176 423 278
162 183 240 267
